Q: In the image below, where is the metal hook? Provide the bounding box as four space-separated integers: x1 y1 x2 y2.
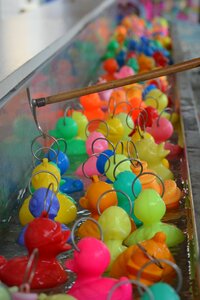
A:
132 171 165 198
20 248 39 293
156 107 173 127
27 88 47 137
114 141 124 159
32 147 58 167
144 95 159 110
28 170 59 195
31 134 59 162
96 189 133 216
107 278 154 300
113 158 143 181
43 182 56 215
137 110 148 133
112 101 133 118
91 137 115 154
71 217 104 252
85 119 109 138
137 258 182 295
50 137 68 154
126 140 139 159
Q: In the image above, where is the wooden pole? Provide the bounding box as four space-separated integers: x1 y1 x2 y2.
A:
33 57 200 107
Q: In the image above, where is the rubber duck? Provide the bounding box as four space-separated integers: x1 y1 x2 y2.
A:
113 170 142 226
107 90 127 115
141 282 180 300
45 147 70 176
77 176 117 237
144 89 168 113
146 116 174 144
31 158 61 192
75 131 108 177
124 189 185 247
50 117 86 156
134 137 173 180
110 232 175 286
98 206 133 268
115 113 134 140
100 58 119 81
0 283 12 300
138 53 155 72
70 111 88 141
65 237 132 300
79 93 105 121
162 180 182 209
0 215 71 289
105 154 131 182
19 189 77 227
131 163 182 209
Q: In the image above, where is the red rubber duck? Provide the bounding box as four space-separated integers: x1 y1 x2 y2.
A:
0 213 71 290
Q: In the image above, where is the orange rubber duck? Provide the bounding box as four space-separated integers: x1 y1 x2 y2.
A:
109 232 175 286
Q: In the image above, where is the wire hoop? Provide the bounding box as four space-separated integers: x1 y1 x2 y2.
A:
126 140 139 159
96 189 132 216
107 278 154 300
28 170 59 195
132 171 165 198
113 158 143 181
43 182 56 215
31 134 59 162
91 137 114 154
50 137 68 154
157 107 173 126
81 153 111 179
137 258 182 295
85 119 109 138
20 248 39 292
112 101 133 117
71 217 104 252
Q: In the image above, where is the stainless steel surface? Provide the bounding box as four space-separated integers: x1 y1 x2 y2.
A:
0 0 115 100
0 2 116 223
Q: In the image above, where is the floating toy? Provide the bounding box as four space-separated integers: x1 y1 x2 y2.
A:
110 232 175 285
59 176 84 194
124 189 185 247
105 154 131 182
113 166 142 226
145 89 168 113
134 137 173 180
0 283 12 300
98 206 132 268
31 158 61 191
0 216 71 289
100 58 119 81
79 175 117 218
50 116 86 156
140 258 182 300
65 237 132 300
80 93 105 121
70 111 88 140
146 116 174 144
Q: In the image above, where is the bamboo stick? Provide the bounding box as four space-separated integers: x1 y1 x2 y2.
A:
33 57 200 107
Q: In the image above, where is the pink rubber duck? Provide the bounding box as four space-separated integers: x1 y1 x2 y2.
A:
75 132 108 177
65 237 132 300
